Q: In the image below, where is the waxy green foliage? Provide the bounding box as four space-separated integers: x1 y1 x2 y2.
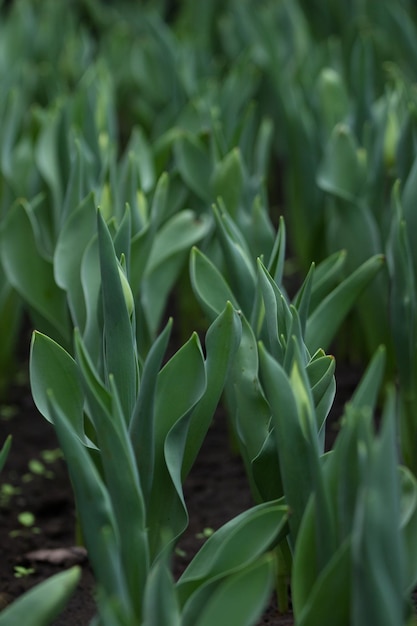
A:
3 0 417 623
29 209 287 623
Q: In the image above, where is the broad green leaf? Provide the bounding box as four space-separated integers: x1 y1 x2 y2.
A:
317 123 364 202
190 247 238 320
316 68 350 136
61 137 88 225
251 431 283 502
178 500 287 602
54 193 96 330
97 210 137 421
212 204 256 318
248 194 275 263
145 211 212 276
45 393 130 612
258 344 314 542
211 147 244 219
147 333 206 557
29 331 90 446
142 558 181 626
307 352 336 434
352 391 404 626
257 259 286 362
349 345 386 412
182 302 242 477
0 199 70 343
254 117 274 181
74 331 149 605
130 319 173 505
307 250 346 313
132 127 155 193
231 315 271 464
149 171 170 230
174 133 211 202
292 263 314 336
80 235 102 362
387 182 417 391
0 566 81 626
295 538 351 626
34 105 63 225
194 555 275 626
142 211 211 337
305 254 385 353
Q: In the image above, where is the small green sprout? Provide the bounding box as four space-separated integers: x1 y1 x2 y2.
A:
18 511 36 527
0 483 21 507
195 527 214 539
41 449 63 463
28 460 46 475
14 565 35 578
10 512 40 538
175 547 187 558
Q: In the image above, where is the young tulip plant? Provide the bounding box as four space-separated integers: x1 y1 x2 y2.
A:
189 210 385 611
29 210 289 625
288 352 417 626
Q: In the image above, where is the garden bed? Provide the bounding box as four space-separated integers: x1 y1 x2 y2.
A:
0 354 361 625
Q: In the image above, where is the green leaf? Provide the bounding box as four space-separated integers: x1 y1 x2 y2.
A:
317 123 364 202
211 148 244 219
182 302 242 477
97 211 137 421
190 247 238 320
0 199 70 344
147 333 207 557
212 204 256 318
54 193 96 330
193 555 275 626
142 211 211 337
29 332 91 447
0 566 81 626
131 127 155 193
352 392 404 626
316 67 350 136
130 319 173 506
45 393 130 613
174 133 211 202
307 250 346 314
349 345 386 412
258 344 314 542
142 557 181 626
34 105 63 224
267 216 286 286
305 254 385 353
80 235 104 366
294 538 351 626
231 315 271 466
178 501 287 602
399 466 417 592
74 332 149 610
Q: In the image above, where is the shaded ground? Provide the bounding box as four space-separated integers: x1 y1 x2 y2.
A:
0 355 361 625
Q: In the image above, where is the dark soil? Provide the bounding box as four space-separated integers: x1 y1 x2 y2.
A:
0 355 361 625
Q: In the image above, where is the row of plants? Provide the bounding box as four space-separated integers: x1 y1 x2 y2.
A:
2 0 417 623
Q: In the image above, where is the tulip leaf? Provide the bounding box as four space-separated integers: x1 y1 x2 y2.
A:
0 566 81 626
29 331 91 446
305 254 385 353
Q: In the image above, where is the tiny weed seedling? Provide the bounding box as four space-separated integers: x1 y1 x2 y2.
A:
9 512 40 538
13 566 35 579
